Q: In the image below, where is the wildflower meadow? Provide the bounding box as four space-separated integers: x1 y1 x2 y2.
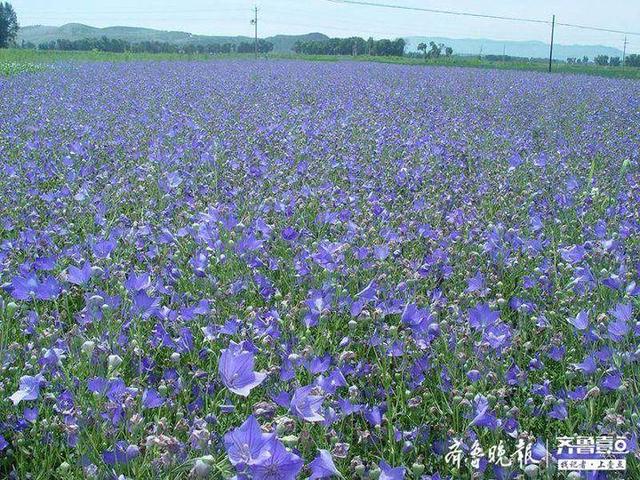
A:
0 60 639 479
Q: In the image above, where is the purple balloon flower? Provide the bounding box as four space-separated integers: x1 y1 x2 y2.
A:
224 415 274 466
247 438 303 480
379 460 405 480
66 261 95 285
469 303 500 330
102 441 140 465
10 274 61 301
219 341 267 397
141 388 165 409
309 449 340 479
469 394 499 430
290 385 324 422
9 374 44 405
567 310 589 330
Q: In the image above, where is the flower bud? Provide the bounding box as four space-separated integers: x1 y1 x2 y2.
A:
108 354 122 370
281 435 298 447
524 464 539 478
190 459 211 478
5 302 18 318
81 341 95 356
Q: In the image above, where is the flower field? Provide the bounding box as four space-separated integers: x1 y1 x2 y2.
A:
0 60 639 479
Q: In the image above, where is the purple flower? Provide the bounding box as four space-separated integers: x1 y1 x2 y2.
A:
608 303 632 341
125 271 152 291
469 394 499 430
548 401 568 420
224 415 274 466
281 226 299 241
219 341 267 397
560 245 586 264
508 151 523 170
466 271 486 294
309 449 340 479
567 310 589 330
66 261 95 285
141 388 165 409
102 441 140 465
23 407 38 423
573 354 597 375
469 303 500 330
601 370 622 391
379 459 405 480
0 435 8 451
247 437 303 480
290 385 324 422
132 291 161 318
10 274 61 301
93 239 117 259
9 374 44 405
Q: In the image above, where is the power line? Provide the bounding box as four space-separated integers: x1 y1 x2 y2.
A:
324 0 640 37
325 0 549 25
555 22 640 37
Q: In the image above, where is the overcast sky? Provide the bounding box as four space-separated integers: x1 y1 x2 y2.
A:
11 0 640 49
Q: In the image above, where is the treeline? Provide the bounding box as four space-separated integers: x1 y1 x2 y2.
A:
567 54 640 68
27 36 274 55
293 37 406 57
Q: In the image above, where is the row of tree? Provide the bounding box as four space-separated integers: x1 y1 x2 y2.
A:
0 1 18 48
33 37 274 55
567 55 640 67
416 41 453 59
293 36 406 57
594 55 621 66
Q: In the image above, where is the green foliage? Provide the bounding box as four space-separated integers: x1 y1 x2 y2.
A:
236 39 274 54
0 2 19 48
625 54 640 68
294 36 405 57
36 36 238 54
0 60 42 75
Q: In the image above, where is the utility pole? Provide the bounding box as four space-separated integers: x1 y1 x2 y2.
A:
623 36 628 67
502 44 506 62
250 6 258 60
548 14 555 73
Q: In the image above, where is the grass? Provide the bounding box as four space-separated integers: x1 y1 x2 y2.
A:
1 47 640 80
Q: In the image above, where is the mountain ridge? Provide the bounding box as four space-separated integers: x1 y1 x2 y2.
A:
18 23 624 59
18 24 329 53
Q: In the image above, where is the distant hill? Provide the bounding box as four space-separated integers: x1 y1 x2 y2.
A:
18 23 329 53
405 36 623 60
18 24 624 59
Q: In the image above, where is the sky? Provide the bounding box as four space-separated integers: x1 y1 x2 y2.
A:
11 0 640 49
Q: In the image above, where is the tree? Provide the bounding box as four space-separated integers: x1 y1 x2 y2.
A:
609 56 621 67
237 40 273 54
427 41 442 59
594 55 609 66
626 54 640 67
0 2 19 48
445 46 453 57
417 42 427 60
